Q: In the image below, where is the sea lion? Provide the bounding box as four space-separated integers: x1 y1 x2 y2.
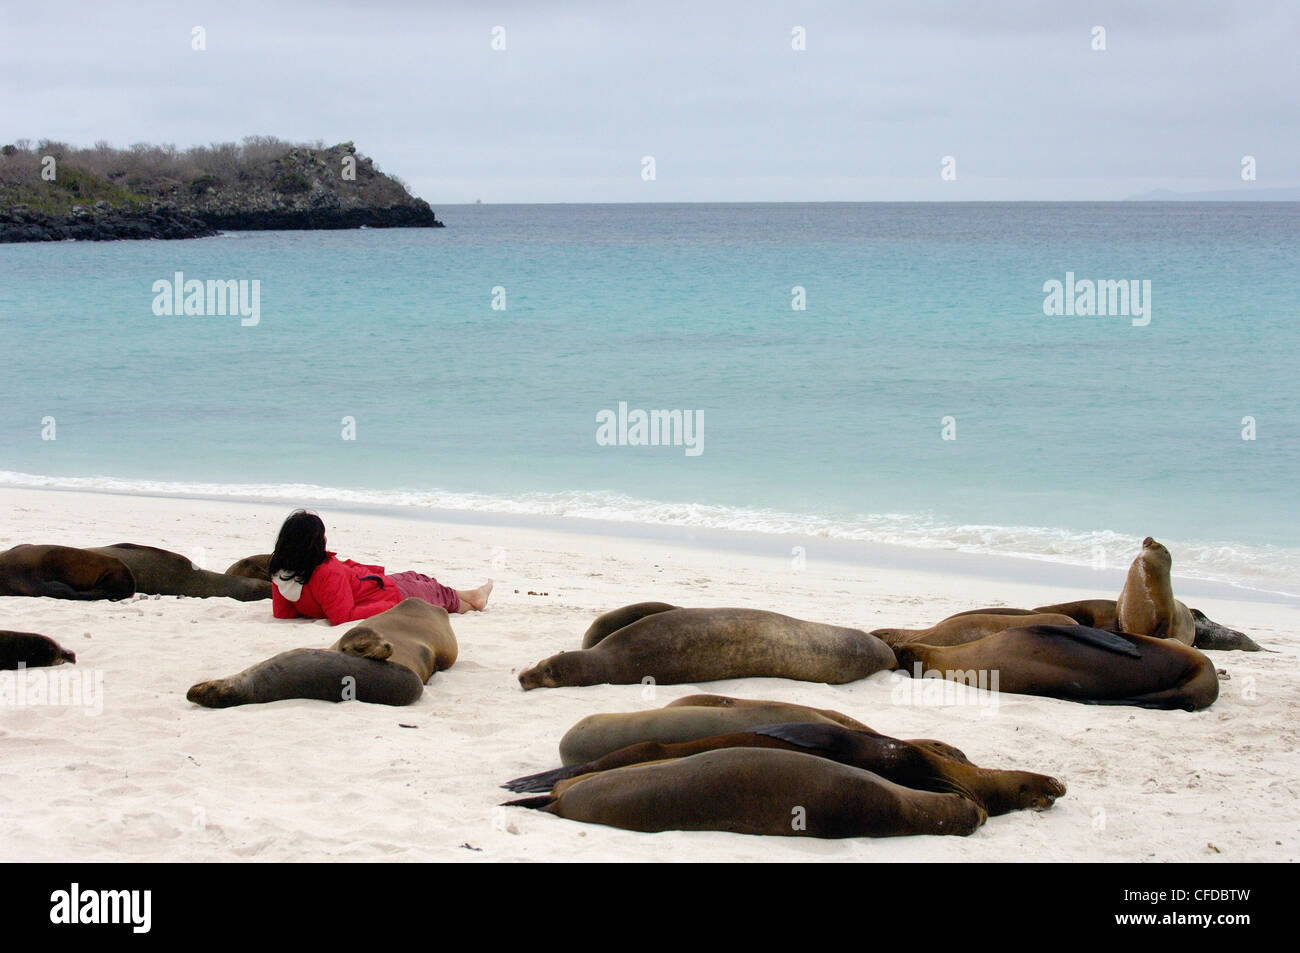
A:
224 554 272 581
872 612 1077 647
557 695 871 764
947 600 1260 652
520 606 896 691
581 601 679 648
508 721 1066 817
505 747 988 838
88 544 270 601
893 623 1219 711
186 598 457 708
0 630 77 669
1116 537 1194 645
0 544 135 600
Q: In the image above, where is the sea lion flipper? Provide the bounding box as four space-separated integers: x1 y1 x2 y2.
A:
750 721 844 751
502 795 556 810
1039 624 1142 658
502 765 585 793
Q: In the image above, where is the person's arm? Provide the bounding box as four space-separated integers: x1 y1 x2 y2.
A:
271 584 300 619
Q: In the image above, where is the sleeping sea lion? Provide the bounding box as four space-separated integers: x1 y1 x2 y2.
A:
521 606 895 690
88 544 269 601
0 544 135 600
0 630 78 669
186 598 457 708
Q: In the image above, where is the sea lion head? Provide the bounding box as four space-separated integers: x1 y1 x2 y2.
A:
1137 537 1172 573
519 652 587 691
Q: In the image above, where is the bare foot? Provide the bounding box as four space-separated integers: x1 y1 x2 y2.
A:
457 580 494 613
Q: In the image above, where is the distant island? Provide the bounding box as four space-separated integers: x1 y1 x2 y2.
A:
0 137 443 242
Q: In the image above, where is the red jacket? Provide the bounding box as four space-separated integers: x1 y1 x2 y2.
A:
271 553 402 626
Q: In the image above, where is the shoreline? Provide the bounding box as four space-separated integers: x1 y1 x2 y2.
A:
3 482 1296 608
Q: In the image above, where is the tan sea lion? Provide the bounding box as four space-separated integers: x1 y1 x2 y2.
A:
186 598 457 708
893 623 1219 711
224 554 272 581
508 720 1065 817
1115 537 1194 645
520 606 896 691
505 746 988 838
1 630 78 669
86 544 269 601
557 695 871 764
0 544 135 600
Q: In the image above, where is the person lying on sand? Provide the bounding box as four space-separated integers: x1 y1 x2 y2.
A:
267 509 492 625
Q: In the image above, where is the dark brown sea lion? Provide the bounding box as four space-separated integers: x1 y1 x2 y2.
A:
186 598 457 708
224 554 272 581
520 606 896 691
507 721 1065 816
505 746 988 838
0 630 78 669
893 623 1219 711
88 544 269 601
557 695 871 764
0 544 135 600
872 611 1076 647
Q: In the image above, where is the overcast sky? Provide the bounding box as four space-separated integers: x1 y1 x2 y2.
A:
5 1 1298 202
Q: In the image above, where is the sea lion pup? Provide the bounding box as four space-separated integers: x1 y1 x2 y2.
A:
0 631 78 669
87 544 270 601
504 747 988 838
557 695 871 764
186 599 456 708
581 601 680 648
224 554 272 581
893 623 1219 711
0 544 135 600
872 611 1077 647
506 721 1066 816
520 607 896 691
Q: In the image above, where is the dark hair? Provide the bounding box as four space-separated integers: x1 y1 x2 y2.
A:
268 510 328 584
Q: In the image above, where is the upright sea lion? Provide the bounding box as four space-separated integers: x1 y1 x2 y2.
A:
1116 537 1194 645
557 696 871 764
88 544 270 601
505 747 988 838
893 623 1219 711
508 721 1066 816
581 601 679 648
224 554 272 581
521 606 896 691
0 544 135 600
0 630 77 669
186 598 457 708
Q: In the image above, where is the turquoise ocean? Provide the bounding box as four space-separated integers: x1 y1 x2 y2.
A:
1 202 1297 594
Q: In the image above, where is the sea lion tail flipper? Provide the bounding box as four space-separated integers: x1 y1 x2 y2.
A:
1038 624 1142 658
501 795 556 810
502 765 586 793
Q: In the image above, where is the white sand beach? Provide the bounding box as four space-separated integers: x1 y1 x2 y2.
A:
1 485 1296 863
